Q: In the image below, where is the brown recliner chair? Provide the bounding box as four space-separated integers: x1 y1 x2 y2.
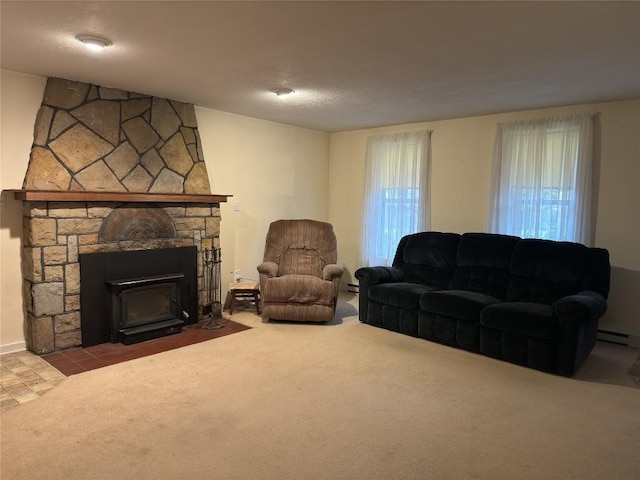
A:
257 219 344 322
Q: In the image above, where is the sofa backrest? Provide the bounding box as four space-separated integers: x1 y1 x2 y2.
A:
450 233 519 300
393 232 460 288
506 239 610 304
582 248 611 298
388 232 610 302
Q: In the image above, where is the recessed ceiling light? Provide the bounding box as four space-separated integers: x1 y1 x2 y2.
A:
76 35 112 52
271 88 295 98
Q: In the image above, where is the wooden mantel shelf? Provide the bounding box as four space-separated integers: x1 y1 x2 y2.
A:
6 190 232 204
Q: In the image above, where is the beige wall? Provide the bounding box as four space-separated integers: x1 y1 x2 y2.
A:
329 100 640 337
1 70 47 352
195 108 330 299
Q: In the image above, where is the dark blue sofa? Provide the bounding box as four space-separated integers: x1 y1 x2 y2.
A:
354 232 610 376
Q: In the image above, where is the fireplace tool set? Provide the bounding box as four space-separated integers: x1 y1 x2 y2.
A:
202 247 226 329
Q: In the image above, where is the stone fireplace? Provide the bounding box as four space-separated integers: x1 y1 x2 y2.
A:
9 77 230 354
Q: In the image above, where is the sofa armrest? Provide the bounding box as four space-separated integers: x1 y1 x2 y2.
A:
552 291 608 376
354 266 404 322
552 291 608 320
354 266 404 285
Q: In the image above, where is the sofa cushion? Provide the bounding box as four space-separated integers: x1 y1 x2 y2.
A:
395 232 460 288
420 290 502 322
480 302 556 340
263 275 334 305
450 233 519 300
369 282 436 310
506 239 589 304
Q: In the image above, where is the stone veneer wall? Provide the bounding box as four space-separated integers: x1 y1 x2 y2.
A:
19 77 222 354
23 201 220 354
23 77 211 194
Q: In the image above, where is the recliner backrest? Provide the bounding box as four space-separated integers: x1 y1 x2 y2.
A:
393 232 460 288
263 219 338 278
450 233 519 300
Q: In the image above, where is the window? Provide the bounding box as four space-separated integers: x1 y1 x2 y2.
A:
362 130 432 266
489 114 594 245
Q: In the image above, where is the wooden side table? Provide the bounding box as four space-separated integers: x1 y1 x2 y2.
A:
229 281 261 315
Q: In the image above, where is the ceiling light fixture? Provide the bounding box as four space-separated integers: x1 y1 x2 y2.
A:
76 35 112 52
271 88 295 98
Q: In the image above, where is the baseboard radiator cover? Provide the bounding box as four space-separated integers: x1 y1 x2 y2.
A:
347 283 359 294
598 329 640 348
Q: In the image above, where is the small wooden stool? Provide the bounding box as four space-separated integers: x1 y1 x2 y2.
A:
229 281 261 315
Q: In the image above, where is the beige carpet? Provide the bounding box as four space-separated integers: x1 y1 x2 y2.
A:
1 296 639 480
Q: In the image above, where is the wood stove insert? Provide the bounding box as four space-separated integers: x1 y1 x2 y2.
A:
80 246 198 347
107 273 186 345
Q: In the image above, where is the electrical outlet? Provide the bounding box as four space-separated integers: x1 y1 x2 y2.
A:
234 270 241 282
233 201 240 212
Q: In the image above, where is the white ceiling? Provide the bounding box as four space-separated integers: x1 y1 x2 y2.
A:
2 1 639 133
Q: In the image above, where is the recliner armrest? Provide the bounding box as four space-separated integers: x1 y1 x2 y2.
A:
552 290 608 320
323 264 344 281
257 261 278 278
354 266 404 286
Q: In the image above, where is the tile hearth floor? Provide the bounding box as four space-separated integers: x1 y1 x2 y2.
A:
1 318 250 413
0 350 65 412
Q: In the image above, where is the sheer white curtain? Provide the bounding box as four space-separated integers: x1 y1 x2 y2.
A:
362 130 432 266
489 114 594 245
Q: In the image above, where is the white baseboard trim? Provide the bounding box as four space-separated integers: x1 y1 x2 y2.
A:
0 341 27 354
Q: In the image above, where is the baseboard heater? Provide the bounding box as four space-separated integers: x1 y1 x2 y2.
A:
347 283 359 294
597 329 640 348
